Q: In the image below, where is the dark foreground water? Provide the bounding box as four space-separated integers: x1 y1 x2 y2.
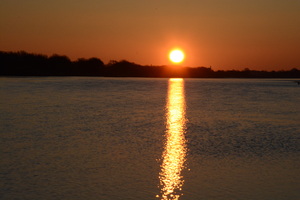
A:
0 77 299 200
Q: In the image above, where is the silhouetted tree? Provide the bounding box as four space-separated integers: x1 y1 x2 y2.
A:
73 57 104 76
0 50 299 78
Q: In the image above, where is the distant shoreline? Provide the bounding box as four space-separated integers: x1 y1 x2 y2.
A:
1 76 300 81
1 51 300 78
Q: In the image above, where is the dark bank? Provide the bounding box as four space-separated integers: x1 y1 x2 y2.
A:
1 51 300 78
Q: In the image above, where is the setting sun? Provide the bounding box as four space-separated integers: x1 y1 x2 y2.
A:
169 49 185 64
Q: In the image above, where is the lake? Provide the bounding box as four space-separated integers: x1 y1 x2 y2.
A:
0 77 299 200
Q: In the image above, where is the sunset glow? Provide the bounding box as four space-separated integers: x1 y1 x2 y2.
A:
1 1 299 70
169 49 185 64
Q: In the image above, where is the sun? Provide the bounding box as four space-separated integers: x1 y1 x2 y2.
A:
169 49 185 64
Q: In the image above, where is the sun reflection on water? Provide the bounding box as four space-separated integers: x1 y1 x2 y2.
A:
158 78 187 200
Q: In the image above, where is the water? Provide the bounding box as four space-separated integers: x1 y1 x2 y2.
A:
0 77 299 200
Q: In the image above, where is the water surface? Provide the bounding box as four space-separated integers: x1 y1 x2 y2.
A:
0 77 299 200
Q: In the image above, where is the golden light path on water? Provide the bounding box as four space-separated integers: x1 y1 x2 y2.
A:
158 78 187 200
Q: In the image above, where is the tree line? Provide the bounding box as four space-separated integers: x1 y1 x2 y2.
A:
1 51 299 78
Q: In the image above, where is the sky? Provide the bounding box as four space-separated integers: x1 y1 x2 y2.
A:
1 0 300 70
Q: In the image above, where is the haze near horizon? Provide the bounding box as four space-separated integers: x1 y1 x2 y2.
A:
1 0 299 71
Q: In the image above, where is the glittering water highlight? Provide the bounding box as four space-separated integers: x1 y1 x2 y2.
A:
158 78 187 200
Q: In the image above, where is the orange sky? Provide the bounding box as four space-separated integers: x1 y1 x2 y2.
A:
1 0 299 70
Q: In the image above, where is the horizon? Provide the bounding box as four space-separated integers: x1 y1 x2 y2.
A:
2 50 300 72
1 1 299 71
